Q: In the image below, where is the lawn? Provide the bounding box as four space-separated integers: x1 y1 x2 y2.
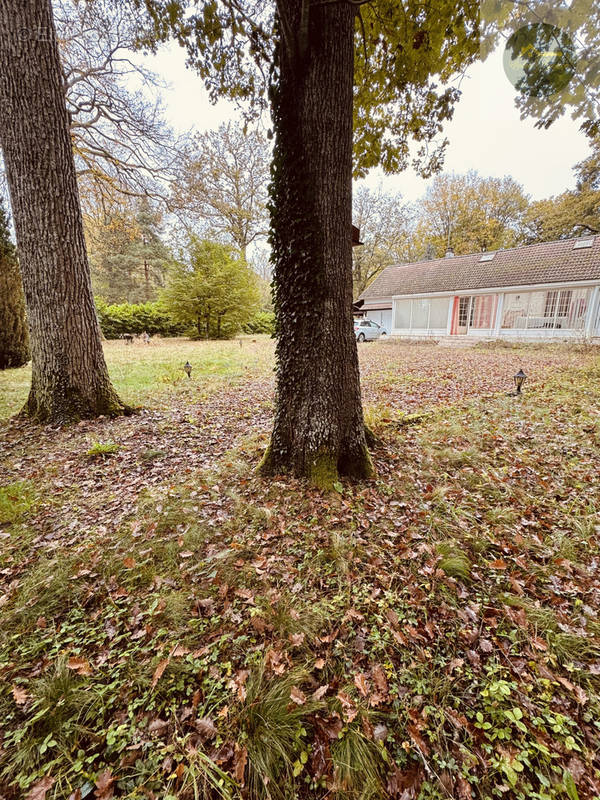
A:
1 337 600 799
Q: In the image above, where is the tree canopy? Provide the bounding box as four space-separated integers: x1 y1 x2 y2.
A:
172 122 270 260
137 0 481 178
161 239 260 339
414 171 530 257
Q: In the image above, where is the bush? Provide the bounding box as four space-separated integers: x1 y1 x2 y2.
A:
95 300 185 339
243 311 275 335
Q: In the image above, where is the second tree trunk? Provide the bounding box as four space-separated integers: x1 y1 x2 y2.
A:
261 1 373 487
0 0 126 423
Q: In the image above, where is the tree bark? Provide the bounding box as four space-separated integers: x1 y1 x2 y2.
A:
0 0 127 423
259 2 374 488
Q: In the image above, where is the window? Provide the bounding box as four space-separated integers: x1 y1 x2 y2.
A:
411 299 430 329
429 298 451 329
480 252 495 262
502 289 590 330
471 295 497 329
393 297 451 331
501 293 529 329
573 238 594 249
544 291 558 319
458 297 472 327
394 299 411 329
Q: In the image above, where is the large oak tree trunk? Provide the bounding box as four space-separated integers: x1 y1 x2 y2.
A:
0 0 126 423
260 1 373 487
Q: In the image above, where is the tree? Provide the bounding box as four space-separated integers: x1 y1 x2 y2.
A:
0 199 29 369
481 1 599 138
86 197 173 303
0 0 127 422
415 171 529 256
139 0 481 485
523 140 600 241
161 239 260 338
352 185 416 297
173 122 270 261
53 0 181 211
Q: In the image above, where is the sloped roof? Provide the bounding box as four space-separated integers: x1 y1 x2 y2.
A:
359 237 600 300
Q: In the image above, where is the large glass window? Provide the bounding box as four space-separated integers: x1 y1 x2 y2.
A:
502 289 591 330
429 298 451 329
527 291 552 329
502 293 530 329
471 295 497 329
393 297 451 331
411 299 430 329
563 289 588 330
394 299 411 329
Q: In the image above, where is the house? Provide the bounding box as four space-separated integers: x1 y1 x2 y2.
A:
357 236 600 340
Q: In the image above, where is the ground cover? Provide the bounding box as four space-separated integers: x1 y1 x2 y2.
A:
1 338 599 799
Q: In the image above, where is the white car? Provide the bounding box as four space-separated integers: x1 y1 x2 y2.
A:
354 319 387 341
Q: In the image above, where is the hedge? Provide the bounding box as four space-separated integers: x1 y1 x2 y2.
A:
242 311 275 335
95 300 186 339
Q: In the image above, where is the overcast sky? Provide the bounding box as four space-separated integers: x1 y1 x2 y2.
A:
141 40 591 205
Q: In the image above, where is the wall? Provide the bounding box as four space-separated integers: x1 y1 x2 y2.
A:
390 284 600 340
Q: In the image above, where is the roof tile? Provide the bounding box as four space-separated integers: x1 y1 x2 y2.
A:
359 237 600 299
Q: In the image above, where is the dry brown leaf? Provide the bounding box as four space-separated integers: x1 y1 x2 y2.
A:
337 691 358 723
290 685 307 705
234 745 247 786
196 717 218 740
312 684 329 700
67 656 92 676
372 664 389 695
354 672 370 697
95 768 115 800
12 685 29 705
25 776 55 800
151 658 169 689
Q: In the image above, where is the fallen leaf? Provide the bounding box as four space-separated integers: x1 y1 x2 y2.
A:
67 656 92 676
290 685 307 705
196 717 217 740
337 691 358 723
151 658 169 689
312 684 329 700
95 769 115 800
354 672 370 697
372 664 389 695
234 745 247 786
25 776 55 800
12 685 29 705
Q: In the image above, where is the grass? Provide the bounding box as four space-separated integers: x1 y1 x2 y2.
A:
1 338 600 799
0 336 275 418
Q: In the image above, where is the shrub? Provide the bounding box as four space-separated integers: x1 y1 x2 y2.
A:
95 299 185 339
243 311 275 335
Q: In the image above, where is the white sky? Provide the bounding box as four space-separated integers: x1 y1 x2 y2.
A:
142 40 591 205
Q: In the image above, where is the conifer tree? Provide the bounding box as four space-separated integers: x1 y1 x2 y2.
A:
0 199 29 370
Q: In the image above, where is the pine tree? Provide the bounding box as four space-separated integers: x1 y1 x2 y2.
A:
0 199 29 370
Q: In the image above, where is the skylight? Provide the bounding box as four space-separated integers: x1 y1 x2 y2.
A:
480 252 495 262
573 238 594 249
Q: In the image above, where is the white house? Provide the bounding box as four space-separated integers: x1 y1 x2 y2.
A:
357 236 600 340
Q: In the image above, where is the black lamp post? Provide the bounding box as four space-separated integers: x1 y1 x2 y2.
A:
514 369 527 395
183 361 192 379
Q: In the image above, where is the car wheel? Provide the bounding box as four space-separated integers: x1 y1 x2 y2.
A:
357 333 365 342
